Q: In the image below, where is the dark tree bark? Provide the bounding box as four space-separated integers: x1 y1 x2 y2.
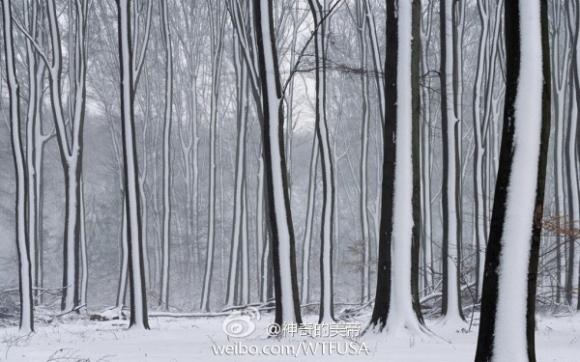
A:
2 0 34 333
410 0 424 325
439 0 464 322
369 0 423 332
307 0 336 324
369 0 397 330
116 0 150 329
253 0 302 327
474 0 551 360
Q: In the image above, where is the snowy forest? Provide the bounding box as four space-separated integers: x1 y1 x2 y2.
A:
0 0 578 361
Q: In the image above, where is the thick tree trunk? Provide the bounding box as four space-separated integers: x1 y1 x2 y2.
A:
369 0 423 333
474 0 550 359
117 0 149 329
253 0 302 327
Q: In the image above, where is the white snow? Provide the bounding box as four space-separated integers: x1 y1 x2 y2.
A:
0 313 577 361
384 0 422 334
493 1 545 361
259 0 299 323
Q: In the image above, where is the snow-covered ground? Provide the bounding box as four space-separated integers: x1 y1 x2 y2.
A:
0 312 578 361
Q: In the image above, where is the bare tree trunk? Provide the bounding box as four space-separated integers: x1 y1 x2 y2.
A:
439 0 464 323
160 0 173 311
227 35 250 306
2 0 34 332
369 0 424 333
475 1 550 359
254 0 302 327
117 0 149 329
355 0 371 304
307 0 336 323
200 4 226 312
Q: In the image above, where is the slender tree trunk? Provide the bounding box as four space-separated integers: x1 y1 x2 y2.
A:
79 180 88 309
570 0 580 312
472 0 490 299
564 76 578 306
307 0 336 323
200 5 225 312
355 1 372 304
159 0 173 311
23 0 44 305
226 36 250 306
419 0 435 294
362 0 385 125
439 0 464 323
300 137 318 305
2 0 34 333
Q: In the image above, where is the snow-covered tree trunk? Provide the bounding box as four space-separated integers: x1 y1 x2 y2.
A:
226 36 250 306
472 0 490 299
369 0 424 333
200 3 225 312
160 0 173 311
256 154 271 303
475 0 550 359
253 0 302 327
362 0 385 125
355 0 372 304
307 0 336 324
564 78 579 306
439 0 464 324
570 0 580 311
241 188 250 305
285 0 301 198
79 180 88 309
117 0 149 329
419 0 435 292
22 0 46 304
549 1 571 303
2 0 34 333
37 0 90 313
481 0 503 244
300 137 318 305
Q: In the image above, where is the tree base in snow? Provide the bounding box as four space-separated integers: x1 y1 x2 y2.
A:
89 307 127 322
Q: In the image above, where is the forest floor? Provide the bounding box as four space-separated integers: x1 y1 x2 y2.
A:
0 310 578 361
